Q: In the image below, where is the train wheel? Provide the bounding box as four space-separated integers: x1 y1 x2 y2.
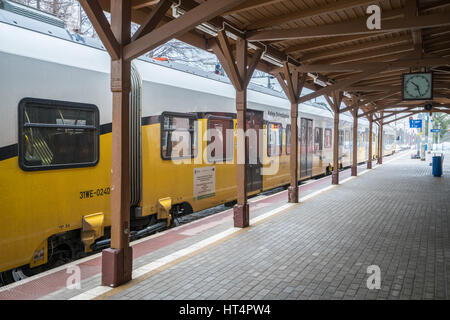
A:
0 267 33 285
47 244 73 269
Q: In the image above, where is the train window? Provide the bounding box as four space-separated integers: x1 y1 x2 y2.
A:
207 116 234 162
314 127 323 152
286 125 291 155
267 122 282 157
339 130 344 146
324 128 332 148
19 98 99 171
161 112 198 160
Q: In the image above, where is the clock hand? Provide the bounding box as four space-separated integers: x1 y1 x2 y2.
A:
411 81 422 96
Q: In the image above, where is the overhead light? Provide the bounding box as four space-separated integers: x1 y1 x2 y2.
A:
261 53 283 67
311 74 327 87
172 2 184 18
195 23 218 37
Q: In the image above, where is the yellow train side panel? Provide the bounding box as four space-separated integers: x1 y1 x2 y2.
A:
140 119 238 216
0 134 112 272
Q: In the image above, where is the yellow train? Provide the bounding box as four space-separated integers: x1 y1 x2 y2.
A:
0 3 397 284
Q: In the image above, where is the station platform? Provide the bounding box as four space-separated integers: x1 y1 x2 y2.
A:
1 150 449 300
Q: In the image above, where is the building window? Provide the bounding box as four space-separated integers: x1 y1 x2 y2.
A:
324 128 332 148
161 112 198 160
286 125 291 155
19 98 99 171
267 122 282 157
207 116 234 162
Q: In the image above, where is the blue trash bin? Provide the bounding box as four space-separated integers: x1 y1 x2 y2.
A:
432 156 442 177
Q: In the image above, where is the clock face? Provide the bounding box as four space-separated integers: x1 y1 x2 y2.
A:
403 73 433 100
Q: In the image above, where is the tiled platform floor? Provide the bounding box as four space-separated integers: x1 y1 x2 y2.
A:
97 151 450 300
2 151 448 300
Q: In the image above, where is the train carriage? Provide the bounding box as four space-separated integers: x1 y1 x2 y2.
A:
0 2 396 284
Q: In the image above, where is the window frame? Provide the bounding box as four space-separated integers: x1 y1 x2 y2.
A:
286 124 291 155
339 129 344 146
324 128 332 148
267 122 283 157
206 114 234 163
160 111 198 160
18 97 100 171
315 127 323 151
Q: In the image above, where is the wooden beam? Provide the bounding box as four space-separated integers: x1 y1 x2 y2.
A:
421 0 450 12
275 57 450 74
357 102 422 118
347 85 399 91
374 106 418 121
223 0 282 15
284 33 384 54
247 13 450 41
131 0 172 41
79 0 120 60
383 112 416 125
282 62 296 103
316 44 415 65
248 0 378 30
217 30 243 91
300 35 411 62
340 89 400 113
123 0 247 61
210 39 242 91
246 49 263 87
275 73 290 100
132 0 161 10
297 64 392 104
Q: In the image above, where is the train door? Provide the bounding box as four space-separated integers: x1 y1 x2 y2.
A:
130 63 142 211
300 118 313 178
246 110 263 193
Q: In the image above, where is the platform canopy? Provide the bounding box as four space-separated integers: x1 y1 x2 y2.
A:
90 0 450 123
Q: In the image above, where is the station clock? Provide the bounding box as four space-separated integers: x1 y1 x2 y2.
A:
402 72 433 100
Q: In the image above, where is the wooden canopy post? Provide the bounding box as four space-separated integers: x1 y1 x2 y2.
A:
211 32 262 227
378 118 384 164
103 0 133 288
79 0 133 288
332 109 340 184
367 113 373 169
80 0 250 287
324 91 343 185
351 106 359 176
275 63 305 203
235 38 249 228
78 0 134 287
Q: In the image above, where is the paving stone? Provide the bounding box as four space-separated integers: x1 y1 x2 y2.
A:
43 153 450 301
